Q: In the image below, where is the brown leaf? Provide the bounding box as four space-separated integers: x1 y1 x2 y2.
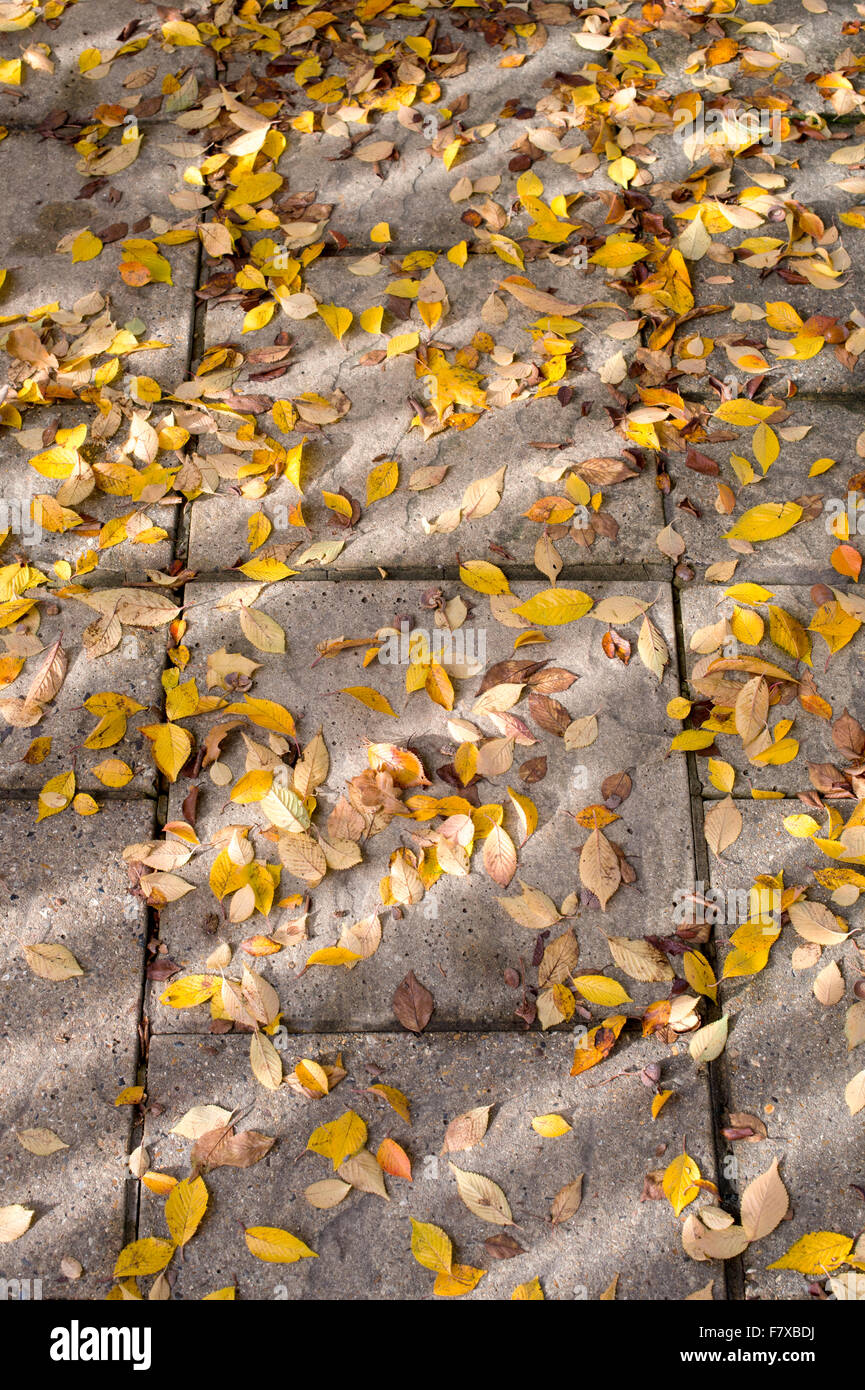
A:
528 691 572 737
519 755 547 784
834 708 865 759
601 770 632 805
551 1175 584 1225
392 970 434 1033
579 829 621 910
191 1125 275 1172
441 1105 492 1154
484 1232 525 1260
575 458 639 486
722 1112 767 1143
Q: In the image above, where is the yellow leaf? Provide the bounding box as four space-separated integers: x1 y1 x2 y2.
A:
571 975 633 1006
247 511 272 553
307 1111 367 1169
768 1232 853 1275
725 583 774 603
386 331 419 359
784 814 821 838
683 949 717 1002
244 1227 317 1263
708 758 735 794
70 230 103 264
730 605 764 646
531 1114 571 1137
36 769 75 821
764 301 803 333
752 423 779 473
161 19 203 46
713 399 778 427
367 1084 411 1123
271 400 297 434
141 723 193 782
666 696 692 719
114 1086 144 1106
165 1177 208 1248
410 1218 453 1274
513 588 593 625
366 459 398 505
242 301 276 334
371 222 391 243
339 686 397 717
608 155 637 188
590 235 648 269
663 1151 701 1216
459 560 511 595
671 730 716 751
512 1276 544 1300
434 1263 485 1296
652 1090 673 1119
304 946 362 968
724 502 802 543
317 303 353 342
224 696 295 736
159 975 217 1009
442 138 462 170
360 305 384 334
224 171 282 208
114 1238 175 1278
809 457 836 478
231 769 273 804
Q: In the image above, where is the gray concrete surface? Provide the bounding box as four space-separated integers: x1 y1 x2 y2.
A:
0 798 155 1300
3 0 864 1306
680 584 865 798
139 1031 719 1300
146 579 694 1033
708 798 865 1300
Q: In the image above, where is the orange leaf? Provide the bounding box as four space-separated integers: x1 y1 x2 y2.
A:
376 1137 412 1181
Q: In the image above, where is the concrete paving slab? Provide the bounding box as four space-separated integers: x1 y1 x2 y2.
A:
139 1031 720 1301
663 395 865 585
675 232 865 399
186 395 666 576
707 798 865 1300
0 422 178 577
255 112 631 255
146 578 695 1033
0 798 155 1301
680 583 865 799
202 245 634 381
0 0 215 128
194 249 653 574
0 586 170 794
0 129 199 380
